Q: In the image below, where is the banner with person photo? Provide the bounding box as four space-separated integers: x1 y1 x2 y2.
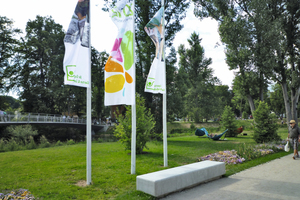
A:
144 7 166 94
63 0 90 88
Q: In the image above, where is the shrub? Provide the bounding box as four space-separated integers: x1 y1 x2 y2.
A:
0 139 5 152
97 138 103 143
105 126 116 135
55 140 63 146
26 136 37 150
6 125 38 144
114 94 156 154
220 106 238 137
151 132 163 141
190 123 196 130
253 101 280 143
67 139 75 145
6 138 20 151
242 111 248 119
39 135 51 148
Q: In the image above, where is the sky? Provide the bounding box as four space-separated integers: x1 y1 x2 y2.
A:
1 0 235 98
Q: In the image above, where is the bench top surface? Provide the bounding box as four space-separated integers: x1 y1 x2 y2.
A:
137 161 224 180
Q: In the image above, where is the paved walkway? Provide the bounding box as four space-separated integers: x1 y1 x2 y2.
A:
160 153 300 200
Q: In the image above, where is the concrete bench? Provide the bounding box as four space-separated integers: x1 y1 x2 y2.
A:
136 161 225 197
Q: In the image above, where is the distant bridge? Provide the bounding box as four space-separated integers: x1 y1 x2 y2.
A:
0 113 108 132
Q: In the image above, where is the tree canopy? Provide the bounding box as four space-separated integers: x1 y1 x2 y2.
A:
192 0 300 123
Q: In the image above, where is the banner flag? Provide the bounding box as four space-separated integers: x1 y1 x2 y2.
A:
104 0 135 106
63 0 90 88
144 7 166 94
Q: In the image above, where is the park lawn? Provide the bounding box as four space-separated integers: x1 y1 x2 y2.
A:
0 128 290 200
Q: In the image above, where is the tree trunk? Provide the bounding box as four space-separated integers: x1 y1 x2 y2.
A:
281 82 292 125
247 94 255 117
259 87 264 102
291 86 300 124
240 98 243 118
296 87 300 121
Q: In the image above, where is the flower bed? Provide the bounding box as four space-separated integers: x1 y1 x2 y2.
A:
198 143 285 165
199 150 245 165
0 189 35 200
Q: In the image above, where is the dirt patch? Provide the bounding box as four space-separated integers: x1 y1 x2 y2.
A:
170 122 220 129
181 123 191 128
75 180 88 187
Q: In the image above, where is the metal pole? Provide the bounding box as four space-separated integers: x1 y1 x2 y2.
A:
161 0 168 167
87 88 92 185
86 0 92 185
131 0 137 175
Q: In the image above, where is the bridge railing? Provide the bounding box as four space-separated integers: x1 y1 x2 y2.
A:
3 113 87 124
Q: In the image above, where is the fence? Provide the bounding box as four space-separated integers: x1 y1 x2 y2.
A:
1 113 86 124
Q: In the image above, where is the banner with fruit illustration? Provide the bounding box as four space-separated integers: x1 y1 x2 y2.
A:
63 0 90 88
104 0 135 106
144 7 166 94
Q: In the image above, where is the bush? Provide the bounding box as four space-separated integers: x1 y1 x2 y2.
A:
114 94 156 154
26 136 37 150
242 111 248 119
0 139 5 152
6 138 20 151
6 125 38 144
105 126 116 135
220 106 238 137
39 135 51 148
253 101 280 143
66 139 75 145
97 138 103 143
190 123 196 130
55 140 63 146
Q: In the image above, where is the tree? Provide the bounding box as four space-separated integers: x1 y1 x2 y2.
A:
192 0 271 115
214 85 232 118
231 73 267 118
4 16 66 113
250 0 300 125
114 94 156 154
0 96 21 112
91 49 109 119
266 84 285 117
220 105 237 137
3 16 89 116
177 32 218 122
173 57 190 119
253 101 280 143
165 47 183 121
0 16 21 109
192 0 300 125
283 0 300 123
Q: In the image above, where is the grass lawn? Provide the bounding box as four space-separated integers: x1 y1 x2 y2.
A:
0 125 291 199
